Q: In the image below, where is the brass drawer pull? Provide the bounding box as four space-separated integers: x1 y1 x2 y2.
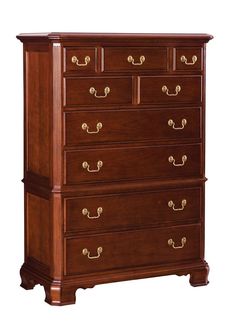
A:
162 85 181 96
89 86 110 98
168 118 187 130
71 55 90 66
168 155 187 167
168 237 186 249
180 55 197 65
168 199 187 211
127 55 145 66
82 160 103 173
82 247 103 259
82 122 103 134
82 207 103 219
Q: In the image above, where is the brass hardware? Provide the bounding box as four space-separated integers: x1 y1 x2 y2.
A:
82 160 103 173
162 85 181 96
168 119 187 130
82 247 103 259
168 237 186 249
89 86 110 98
71 55 90 66
168 199 187 211
82 122 103 134
82 207 103 219
168 155 187 167
180 55 197 65
127 55 145 66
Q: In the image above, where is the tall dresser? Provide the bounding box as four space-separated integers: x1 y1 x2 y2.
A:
17 33 213 305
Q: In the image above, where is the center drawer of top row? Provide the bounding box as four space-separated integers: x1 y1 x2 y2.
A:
64 47 203 73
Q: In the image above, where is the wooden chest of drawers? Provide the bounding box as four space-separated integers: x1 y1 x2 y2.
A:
17 33 212 305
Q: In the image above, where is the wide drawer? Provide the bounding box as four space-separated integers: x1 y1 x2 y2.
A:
64 107 201 146
64 77 132 106
64 187 201 232
140 76 202 105
65 224 201 275
103 47 167 72
64 47 97 73
64 143 202 184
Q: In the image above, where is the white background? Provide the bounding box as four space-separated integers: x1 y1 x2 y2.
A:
0 0 234 324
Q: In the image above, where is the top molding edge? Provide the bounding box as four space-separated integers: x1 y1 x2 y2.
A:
16 32 213 43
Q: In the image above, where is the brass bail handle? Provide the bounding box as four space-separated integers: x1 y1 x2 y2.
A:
168 237 187 249
168 199 187 211
82 160 103 173
82 207 103 219
168 155 187 167
71 55 91 67
82 122 103 134
82 247 103 259
180 55 197 65
168 118 187 130
89 86 110 98
162 85 181 96
127 55 145 66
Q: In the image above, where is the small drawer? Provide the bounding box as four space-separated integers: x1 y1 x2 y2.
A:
64 187 201 232
64 143 201 185
174 47 203 71
140 76 202 105
65 224 201 275
103 47 167 72
64 107 201 146
64 77 132 106
64 47 97 73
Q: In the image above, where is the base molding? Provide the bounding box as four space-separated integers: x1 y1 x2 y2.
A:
20 260 209 306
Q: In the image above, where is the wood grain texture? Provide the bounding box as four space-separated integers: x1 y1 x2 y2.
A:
25 44 50 179
65 143 202 184
64 107 201 146
64 186 202 233
18 33 211 305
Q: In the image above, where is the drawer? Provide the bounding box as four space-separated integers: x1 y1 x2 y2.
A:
64 187 201 232
103 47 167 72
65 224 201 275
174 47 203 72
64 107 201 146
64 47 97 73
140 76 202 105
64 77 132 106
64 143 202 184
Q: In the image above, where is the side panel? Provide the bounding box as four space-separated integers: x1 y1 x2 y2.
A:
24 44 50 181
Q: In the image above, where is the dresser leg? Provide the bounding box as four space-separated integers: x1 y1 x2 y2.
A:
44 283 76 306
20 267 38 290
189 263 209 287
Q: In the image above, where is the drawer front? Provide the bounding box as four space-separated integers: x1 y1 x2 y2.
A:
104 47 167 72
140 76 202 105
64 107 201 146
65 224 201 275
65 77 132 106
65 144 201 184
174 47 203 72
65 187 201 232
64 47 97 73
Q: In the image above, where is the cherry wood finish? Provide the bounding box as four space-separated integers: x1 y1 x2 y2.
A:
65 143 202 184
65 224 201 275
103 47 168 72
64 47 97 73
140 76 202 105
64 186 201 233
64 77 132 106
64 107 201 146
17 33 212 305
